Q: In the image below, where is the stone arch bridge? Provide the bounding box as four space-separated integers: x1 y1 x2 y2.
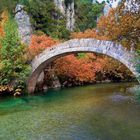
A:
27 38 139 93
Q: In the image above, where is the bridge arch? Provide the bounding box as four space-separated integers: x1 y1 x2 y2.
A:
27 39 138 93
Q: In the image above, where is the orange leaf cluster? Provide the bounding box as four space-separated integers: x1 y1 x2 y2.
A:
54 54 106 82
0 10 9 52
71 29 109 40
0 24 3 36
28 35 59 59
97 9 134 39
0 10 8 37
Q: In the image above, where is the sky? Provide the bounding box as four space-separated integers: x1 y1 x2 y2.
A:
97 0 121 8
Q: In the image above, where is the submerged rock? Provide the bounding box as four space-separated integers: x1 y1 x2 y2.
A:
127 85 140 93
109 94 132 103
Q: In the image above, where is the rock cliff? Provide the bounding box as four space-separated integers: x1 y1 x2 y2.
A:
15 4 32 45
54 0 75 31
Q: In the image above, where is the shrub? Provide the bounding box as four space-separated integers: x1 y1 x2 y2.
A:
0 15 31 85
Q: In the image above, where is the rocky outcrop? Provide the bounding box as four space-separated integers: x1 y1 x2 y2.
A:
66 0 75 31
103 0 140 14
103 3 112 16
124 0 140 13
15 4 32 45
54 0 65 14
44 67 61 89
54 0 75 31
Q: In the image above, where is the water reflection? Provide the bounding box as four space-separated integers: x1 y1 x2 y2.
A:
0 83 139 140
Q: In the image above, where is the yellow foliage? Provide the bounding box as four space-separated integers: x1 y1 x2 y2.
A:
71 29 109 40
0 10 8 37
97 6 139 49
0 85 14 93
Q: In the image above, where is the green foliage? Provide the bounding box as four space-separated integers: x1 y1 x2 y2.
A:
18 0 30 5
77 53 87 59
26 0 70 40
91 3 104 17
0 17 31 85
22 0 104 39
76 0 92 4
0 0 18 13
75 1 104 31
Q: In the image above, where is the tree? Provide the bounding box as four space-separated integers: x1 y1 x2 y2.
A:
0 10 8 37
54 54 105 86
71 29 108 40
97 3 140 50
96 1 140 80
0 14 30 85
0 0 18 13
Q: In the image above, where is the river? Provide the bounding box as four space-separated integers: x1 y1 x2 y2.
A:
0 83 140 140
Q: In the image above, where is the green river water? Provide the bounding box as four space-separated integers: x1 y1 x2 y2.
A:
0 83 140 140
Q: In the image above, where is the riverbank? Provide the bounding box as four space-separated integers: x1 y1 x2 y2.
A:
36 78 137 92
0 78 138 97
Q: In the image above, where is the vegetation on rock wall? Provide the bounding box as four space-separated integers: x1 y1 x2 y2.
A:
74 0 104 32
0 0 18 13
23 0 104 39
25 0 70 40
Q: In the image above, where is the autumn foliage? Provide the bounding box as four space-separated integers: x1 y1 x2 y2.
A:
97 5 140 49
28 35 59 59
69 4 136 83
54 54 106 85
0 24 3 36
0 10 8 61
0 10 8 37
98 9 135 39
71 29 109 40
